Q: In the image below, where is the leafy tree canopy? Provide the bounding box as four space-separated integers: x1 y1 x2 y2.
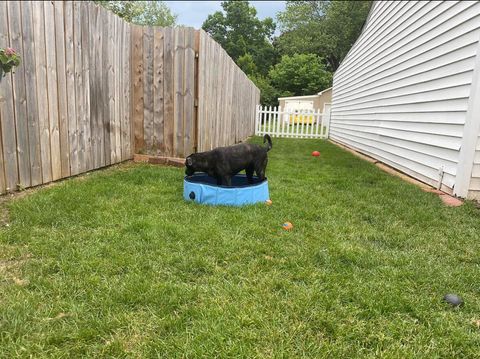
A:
276 0 371 71
96 1 177 27
202 1 277 75
268 53 332 97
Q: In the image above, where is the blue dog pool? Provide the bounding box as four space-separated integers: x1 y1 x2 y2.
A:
184 174 269 206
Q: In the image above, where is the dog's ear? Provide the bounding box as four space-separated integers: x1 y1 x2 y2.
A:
186 157 193 166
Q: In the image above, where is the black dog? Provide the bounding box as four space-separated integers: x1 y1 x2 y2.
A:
185 135 272 186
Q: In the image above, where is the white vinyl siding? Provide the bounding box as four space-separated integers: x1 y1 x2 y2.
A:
470 137 480 198
331 0 480 193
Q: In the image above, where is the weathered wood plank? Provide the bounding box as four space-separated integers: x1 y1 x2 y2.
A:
163 27 174 157
81 1 92 170
8 1 31 188
196 30 205 152
107 11 115 163
44 0 62 181
88 2 98 168
95 5 105 167
123 22 132 159
143 26 154 154
173 27 185 157
21 1 42 186
0 1 18 192
114 16 122 163
102 8 111 166
153 27 164 156
183 27 195 156
131 25 144 154
32 1 52 184
53 1 70 178
193 29 200 153
73 1 85 174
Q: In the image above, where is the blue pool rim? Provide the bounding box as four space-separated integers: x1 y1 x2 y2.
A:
184 174 269 206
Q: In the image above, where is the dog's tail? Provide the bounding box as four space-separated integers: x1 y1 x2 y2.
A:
263 134 272 152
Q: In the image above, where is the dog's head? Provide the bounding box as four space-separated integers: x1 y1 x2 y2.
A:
185 155 196 176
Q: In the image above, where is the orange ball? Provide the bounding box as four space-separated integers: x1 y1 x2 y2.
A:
312 151 320 157
282 222 293 230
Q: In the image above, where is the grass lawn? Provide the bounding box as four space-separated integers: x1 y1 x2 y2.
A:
1 137 480 358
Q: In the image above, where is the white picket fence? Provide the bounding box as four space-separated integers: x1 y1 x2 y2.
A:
255 104 331 139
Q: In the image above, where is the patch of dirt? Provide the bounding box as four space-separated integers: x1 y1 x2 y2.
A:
0 253 32 287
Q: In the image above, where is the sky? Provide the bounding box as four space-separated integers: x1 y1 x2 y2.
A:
164 1 286 31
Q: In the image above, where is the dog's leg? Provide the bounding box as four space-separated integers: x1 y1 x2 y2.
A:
246 166 254 184
255 158 268 181
225 176 232 187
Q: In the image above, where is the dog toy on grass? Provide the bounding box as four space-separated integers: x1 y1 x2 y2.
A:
312 151 320 157
266 199 272 206
282 222 293 230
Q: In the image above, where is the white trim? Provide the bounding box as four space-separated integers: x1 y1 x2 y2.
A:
317 87 332 96
454 35 480 198
278 95 319 101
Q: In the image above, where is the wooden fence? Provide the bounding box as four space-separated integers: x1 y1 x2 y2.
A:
132 26 197 158
197 30 260 152
256 104 331 139
0 1 260 195
0 1 132 193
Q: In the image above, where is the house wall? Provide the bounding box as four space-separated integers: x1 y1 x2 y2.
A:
314 88 332 111
330 1 480 195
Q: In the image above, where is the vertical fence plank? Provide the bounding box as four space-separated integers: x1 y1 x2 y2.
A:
44 1 62 181
107 11 116 164
8 1 31 188
173 27 185 157
163 27 174 157
64 1 78 174
114 16 122 163
73 1 85 174
54 1 70 178
153 27 164 156
123 22 132 159
143 26 154 155
81 1 92 170
32 1 52 184
162 27 174 156
88 2 98 168
22 1 42 186
102 9 110 166
0 1 18 192
184 27 195 156
132 25 144 154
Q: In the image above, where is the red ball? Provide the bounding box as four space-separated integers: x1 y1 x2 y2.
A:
312 151 320 157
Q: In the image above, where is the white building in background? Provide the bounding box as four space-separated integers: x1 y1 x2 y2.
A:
330 1 480 199
278 87 332 112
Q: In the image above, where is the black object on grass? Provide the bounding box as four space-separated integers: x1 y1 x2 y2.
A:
443 294 464 307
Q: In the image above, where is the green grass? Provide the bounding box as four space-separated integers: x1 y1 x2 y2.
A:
1 138 480 358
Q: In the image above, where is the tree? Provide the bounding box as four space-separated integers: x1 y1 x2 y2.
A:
96 1 177 27
202 1 277 76
268 53 332 97
276 0 371 71
249 75 282 107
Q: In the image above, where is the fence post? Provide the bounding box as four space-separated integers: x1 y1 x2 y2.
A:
254 104 259 135
323 103 331 139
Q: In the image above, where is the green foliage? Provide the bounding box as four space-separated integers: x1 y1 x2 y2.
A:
202 1 276 76
0 47 21 79
249 74 283 107
269 53 332 97
96 1 177 26
276 0 371 71
237 53 257 76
